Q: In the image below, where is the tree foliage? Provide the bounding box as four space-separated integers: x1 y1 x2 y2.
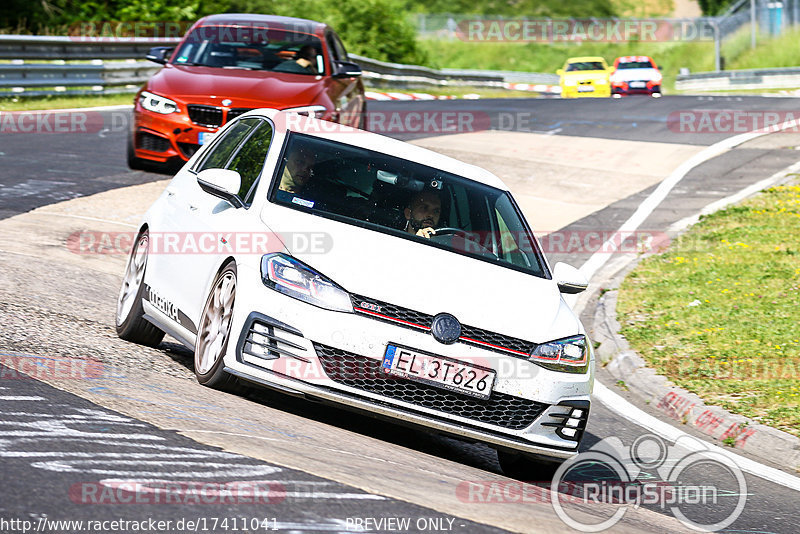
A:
697 0 738 15
0 0 427 64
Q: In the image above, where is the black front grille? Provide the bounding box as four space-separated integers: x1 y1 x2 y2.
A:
227 108 253 122
177 142 200 159
314 343 548 430
188 105 223 127
350 294 536 357
136 131 171 152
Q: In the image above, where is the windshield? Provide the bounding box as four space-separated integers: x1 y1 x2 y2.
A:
565 61 605 72
173 25 325 75
270 133 547 278
618 61 654 69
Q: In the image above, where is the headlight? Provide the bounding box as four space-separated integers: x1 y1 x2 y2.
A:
139 91 179 114
563 79 577 87
529 334 590 373
595 79 609 85
282 105 328 119
261 253 352 313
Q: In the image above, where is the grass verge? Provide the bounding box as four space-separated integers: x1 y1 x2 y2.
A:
0 93 134 111
616 181 800 437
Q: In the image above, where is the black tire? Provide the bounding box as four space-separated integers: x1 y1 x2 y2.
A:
497 450 561 481
127 130 148 171
194 262 240 391
115 229 165 347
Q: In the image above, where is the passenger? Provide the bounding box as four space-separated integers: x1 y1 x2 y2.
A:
278 147 316 195
404 189 441 239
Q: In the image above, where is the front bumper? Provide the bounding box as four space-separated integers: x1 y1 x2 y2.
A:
132 106 213 164
611 82 661 95
561 83 611 98
224 265 593 460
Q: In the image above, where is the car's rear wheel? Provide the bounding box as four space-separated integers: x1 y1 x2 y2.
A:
497 450 561 481
194 262 240 391
116 229 165 347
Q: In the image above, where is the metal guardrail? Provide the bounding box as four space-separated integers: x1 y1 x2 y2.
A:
676 66 800 91
0 35 535 95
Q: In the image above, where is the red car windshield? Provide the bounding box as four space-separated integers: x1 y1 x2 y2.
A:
173 25 325 75
617 61 654 69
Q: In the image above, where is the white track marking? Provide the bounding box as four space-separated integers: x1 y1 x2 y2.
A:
35 211 138 228
579 121 798 281
594 382 800 492
668 159 800 234
581 120 800 492
0 396 45 400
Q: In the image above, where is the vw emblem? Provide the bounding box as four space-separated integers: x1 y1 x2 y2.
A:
221 99 232 106
431 313 461 345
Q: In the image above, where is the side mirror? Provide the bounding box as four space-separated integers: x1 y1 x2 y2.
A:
556 69 564 76
333 60 362 78
196 168 243 208
146 47 173 65
554 262 588 294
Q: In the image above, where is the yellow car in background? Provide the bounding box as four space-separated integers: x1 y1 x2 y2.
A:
557 57 611 98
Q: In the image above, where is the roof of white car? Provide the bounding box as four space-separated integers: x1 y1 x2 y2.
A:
244 108 510 191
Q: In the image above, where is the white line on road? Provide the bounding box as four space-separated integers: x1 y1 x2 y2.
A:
0 396 45 400
582 120 800 493
594 382 800 492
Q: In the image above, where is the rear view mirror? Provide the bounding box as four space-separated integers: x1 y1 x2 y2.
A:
556 69 564 76
554 262 588 294
146 47 173 65
196 169 243 208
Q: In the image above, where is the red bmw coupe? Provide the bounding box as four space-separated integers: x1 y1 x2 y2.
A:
128 14 367 170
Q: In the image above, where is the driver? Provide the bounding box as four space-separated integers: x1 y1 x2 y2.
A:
404 189 441 239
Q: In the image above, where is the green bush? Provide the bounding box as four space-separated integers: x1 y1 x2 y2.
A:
0 0 426 67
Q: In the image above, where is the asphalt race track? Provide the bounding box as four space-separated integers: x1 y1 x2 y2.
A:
1 96 799 533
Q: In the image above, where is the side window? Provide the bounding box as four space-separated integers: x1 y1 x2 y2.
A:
227 121 274 201
195 118 258 173
325 33 340 62
331 33 348 61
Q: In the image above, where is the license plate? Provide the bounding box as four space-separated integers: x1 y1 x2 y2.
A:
629 81 645 88
577 86 594 92
198 131 216 145
382 344 495 399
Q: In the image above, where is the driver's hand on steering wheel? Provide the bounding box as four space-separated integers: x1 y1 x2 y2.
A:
416 227 436 239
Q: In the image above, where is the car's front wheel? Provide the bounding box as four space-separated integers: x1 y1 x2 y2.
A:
194 262 240 391
127 131 149 171
116 229 165 346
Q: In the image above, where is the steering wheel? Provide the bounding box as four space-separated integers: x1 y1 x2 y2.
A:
430 227 499 260
433 227 470 238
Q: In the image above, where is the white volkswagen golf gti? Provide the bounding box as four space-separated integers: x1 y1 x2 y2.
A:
116 109 594 475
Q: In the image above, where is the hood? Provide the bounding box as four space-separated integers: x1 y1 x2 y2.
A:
262 206 581 343
147 64 326 107
611 68 660 82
